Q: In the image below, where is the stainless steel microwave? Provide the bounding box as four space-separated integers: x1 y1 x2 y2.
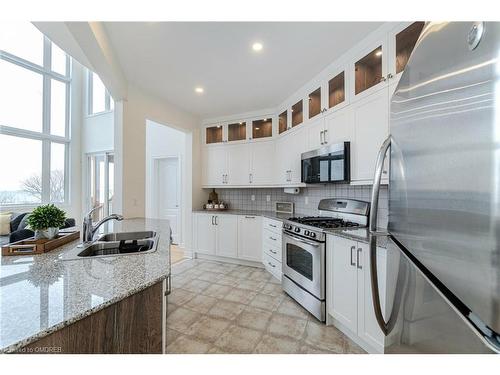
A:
301 142 350 184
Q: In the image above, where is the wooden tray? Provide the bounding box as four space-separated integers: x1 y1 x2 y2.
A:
203 207 228 211
1 231 80 256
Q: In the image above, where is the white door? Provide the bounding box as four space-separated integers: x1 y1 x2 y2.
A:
250 140 275 185
238 215 262 262
157 157 180 244
203 146 227 185
330 236 359 333
215 214 238 258
307 116 326 151
357 242 387 352
288 127 306 184
275 134 290 184
196 214 216 255
226 143 251 185
352 87 389 183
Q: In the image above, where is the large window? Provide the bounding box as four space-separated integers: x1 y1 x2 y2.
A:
87 153 114 221
0 22 70 205
87 71 113 115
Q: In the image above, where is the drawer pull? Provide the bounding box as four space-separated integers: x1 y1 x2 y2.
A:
269 224 277 228
269 249 277 254
268 262 276 268
245 216 255 219
269 237 277 241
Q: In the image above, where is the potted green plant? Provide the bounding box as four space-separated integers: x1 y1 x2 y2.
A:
26 204 67 240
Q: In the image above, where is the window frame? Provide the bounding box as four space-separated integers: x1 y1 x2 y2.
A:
87 70 113 116
0 32 71 207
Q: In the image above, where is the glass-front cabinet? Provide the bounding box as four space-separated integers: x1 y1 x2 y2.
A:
205 125 224 144
355 45 384 96
228 121 246 142
279 110 288 134
308 87 321 119
328 71 345 109
291 100 303 127
252 118 273 139
392 22 425 77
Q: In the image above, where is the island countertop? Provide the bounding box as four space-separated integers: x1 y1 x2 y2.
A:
0 218 171 353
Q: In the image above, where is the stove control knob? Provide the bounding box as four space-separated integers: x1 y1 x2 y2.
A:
294 227 301 233
304 230 310 236
310 232 316 238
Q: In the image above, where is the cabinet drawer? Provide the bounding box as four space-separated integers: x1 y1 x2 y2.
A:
262 218 282 234
263 242 282 262
263 228 282 249
263 253 282 280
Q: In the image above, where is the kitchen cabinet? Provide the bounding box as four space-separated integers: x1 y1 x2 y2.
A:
202 145 227 186
238 215 262 262
275 126 306 185
388 22 425 82
308 87 322 119
328 71 346 110
262 218 283 280
327 235 387 353
226 143 251 185
228 121 246 142
193 213 237 258
291 100 303 127
307 106 353 151
278 110 288 134
205 125 224 144
251 118 273 140
351 87 389 184
250 140 275 185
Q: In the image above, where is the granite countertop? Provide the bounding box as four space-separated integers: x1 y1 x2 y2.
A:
0 218 171 353
193 209 388 246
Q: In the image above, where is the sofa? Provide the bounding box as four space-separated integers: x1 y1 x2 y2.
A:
0 212 76 246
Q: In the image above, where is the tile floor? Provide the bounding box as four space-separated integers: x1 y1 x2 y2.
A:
167 258 366 354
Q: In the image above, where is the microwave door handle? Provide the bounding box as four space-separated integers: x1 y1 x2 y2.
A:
369 136 391 233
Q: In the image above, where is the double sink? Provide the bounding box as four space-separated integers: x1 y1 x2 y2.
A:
63 231 159 260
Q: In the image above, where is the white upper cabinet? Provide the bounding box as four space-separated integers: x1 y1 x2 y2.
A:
205 124 225 145
350 36 389 102
227 121 247 143
387 22 425 83
351 87 389 184
203 145 227 186
226 143 251 185
306 116 327 151
276 127 306 185
250 140 275 185
325 106 354 146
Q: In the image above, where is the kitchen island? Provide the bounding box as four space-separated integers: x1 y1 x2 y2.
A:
0 218 171 354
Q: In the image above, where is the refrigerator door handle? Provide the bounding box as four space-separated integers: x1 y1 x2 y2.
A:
369 136 391 233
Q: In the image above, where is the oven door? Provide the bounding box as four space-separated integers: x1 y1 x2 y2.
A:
282 231 325 299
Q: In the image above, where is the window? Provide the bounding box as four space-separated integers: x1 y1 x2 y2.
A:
0 22 70 206
87 71 114 115
87 153 114 221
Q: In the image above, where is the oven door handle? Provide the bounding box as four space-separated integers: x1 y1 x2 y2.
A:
284 232 320 247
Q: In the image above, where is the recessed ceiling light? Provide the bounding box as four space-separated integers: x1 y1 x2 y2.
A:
252 42 263 52
195 87 204 93
375 50 382 57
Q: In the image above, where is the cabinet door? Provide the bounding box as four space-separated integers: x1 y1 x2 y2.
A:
226 143 251 185
352 87 389 183
330 236 358 333
288 127 306 184
307 116 326 151
275 134 290 184
238 215 262 262
251 140 275 185
388 22 425 81
215 214 238 258
357 242 387 353
195 214 216 255
203 146 227 185
324 106 353 146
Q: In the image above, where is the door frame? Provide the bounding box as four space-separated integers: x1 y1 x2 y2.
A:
151 155 182 245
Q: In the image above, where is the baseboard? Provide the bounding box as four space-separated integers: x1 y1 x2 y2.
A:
194 252 264 268
327 314 382 354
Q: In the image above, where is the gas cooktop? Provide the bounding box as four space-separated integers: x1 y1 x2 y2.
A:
287 216 361 229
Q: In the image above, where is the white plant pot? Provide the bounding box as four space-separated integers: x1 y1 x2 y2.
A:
35 227 59 240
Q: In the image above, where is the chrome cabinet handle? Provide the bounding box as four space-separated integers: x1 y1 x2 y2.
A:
269 224 277 228
245 216 255 219
370 136 391 232
250 173 253 183
269 236 276 241
320 130 324 145
211 216 214 225
268 261 276 268
215 216 218 225
269 249 277 254
350 245 356 266
357 248 362 269
324 129 328 144
380 76 387 82
387 73 393 79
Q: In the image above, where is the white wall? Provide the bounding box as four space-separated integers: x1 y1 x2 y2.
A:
145 120 187 247
114 83 202 253
82 111 114 154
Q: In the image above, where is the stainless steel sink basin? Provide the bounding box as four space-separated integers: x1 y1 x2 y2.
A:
77 239 156 257
97 231 157 242
62 231 160 260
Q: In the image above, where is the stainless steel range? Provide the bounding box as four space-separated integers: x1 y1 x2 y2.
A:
281 198 370 322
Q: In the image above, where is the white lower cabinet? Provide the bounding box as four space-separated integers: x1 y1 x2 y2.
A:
238 215 262 262
261 218 283 280
327 234 387 353
195 213 217 255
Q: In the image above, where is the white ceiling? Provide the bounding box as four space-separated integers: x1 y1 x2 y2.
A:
103 22 384 119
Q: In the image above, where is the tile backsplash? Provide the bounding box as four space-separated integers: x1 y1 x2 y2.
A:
208 184 388 228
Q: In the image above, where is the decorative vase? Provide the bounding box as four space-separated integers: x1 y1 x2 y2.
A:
208 189 218 204
35 227 59 240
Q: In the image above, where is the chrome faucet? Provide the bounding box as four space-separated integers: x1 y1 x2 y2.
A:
82 206 124 243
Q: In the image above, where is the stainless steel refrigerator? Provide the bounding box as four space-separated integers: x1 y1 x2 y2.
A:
369 22 500 353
